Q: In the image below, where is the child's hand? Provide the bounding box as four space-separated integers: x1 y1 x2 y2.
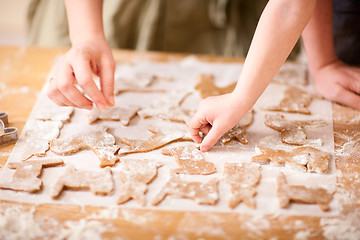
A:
47 38 115 110
312 60 360 110
189 93 246 152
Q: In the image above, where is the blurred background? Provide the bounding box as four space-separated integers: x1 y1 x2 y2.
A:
0 0 28 45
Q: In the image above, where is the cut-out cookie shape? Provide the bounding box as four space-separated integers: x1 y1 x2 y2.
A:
138 90 193 124
264 114 327 146
88 105 140 126
36 100 74 122
50 126 120 167
0 159 64 192
151 174 219 206
114 65 170 95
161 145 217 175
252 146 330 173
262 86 315 114
51 165 114 199
277 172 334 211
194 74 236 99
120 126 192 154
221 109 254 145
223 162 261 208
117 159 162 206
23 120 63 159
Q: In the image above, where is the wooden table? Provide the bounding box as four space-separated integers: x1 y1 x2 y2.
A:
0 45 359 239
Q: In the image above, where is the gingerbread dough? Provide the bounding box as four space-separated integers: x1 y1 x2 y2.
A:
23 120 63 160
161 144 217 175
273 62 308 86
137 90 193 124
117 159 162 206
277 172 334 211
36 100 73 122
223 162 261 208
194 74 236 98
252 146 330 173
0 159 64 192
262 86 315 114
50 126 120 167
221 109 254 145
51 165 114 199
88 105 140 126
264 114 327 146
151 174 219 206
120 126 192 154
114 64 172 94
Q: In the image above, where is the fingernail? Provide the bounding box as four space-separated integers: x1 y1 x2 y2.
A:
98 103 107 111
109 97 115 106
200 146 208 152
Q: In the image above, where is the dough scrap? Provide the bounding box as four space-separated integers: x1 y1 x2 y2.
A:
117 159 162 206
88 105 140 126
262 86 315 114
36 100 74 122
221 109 254 145
264 114 327 146
120 126 192 154
223 162 261 208
194 74 236 99
50 126 120 167
161 144 217 175
151 174 219 206
138 90 193 124
252 146 330 173
23 120 64 160
277 172 334 211
51 165 114 199
273 62 308 86
0 159 64 192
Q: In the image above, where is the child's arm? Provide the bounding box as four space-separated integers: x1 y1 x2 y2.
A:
189 0 316 152
47 0 115 110
302 0 360 110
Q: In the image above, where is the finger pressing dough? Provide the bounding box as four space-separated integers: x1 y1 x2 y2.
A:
262 86 315 114
194 74 236 98
88 105 140 126
264 114 327 146
151 174 219 206
50 126 120 167
117 159 162 206
120 126 192 154
23 120 63 160
221 109 255 145
252 146 330 173
0 159 64 192
277 172 334 211
223 162 261 209
161 144 216 175
138 90 193 124
51 165 114 199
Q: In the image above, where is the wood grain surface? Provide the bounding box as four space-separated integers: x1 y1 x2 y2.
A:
0 45 359 239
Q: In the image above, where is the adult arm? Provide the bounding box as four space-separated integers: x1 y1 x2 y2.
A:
302 0 360 110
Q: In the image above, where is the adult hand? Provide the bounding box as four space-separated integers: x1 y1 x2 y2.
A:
189 93 246 152
47 37 115 110
311 60 360 110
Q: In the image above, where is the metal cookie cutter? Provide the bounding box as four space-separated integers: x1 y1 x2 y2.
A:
0 112 18 145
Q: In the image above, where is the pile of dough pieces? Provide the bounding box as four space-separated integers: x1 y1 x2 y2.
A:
0 63 334 211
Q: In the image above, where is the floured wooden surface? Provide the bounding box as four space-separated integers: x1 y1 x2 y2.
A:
1 58 337 218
